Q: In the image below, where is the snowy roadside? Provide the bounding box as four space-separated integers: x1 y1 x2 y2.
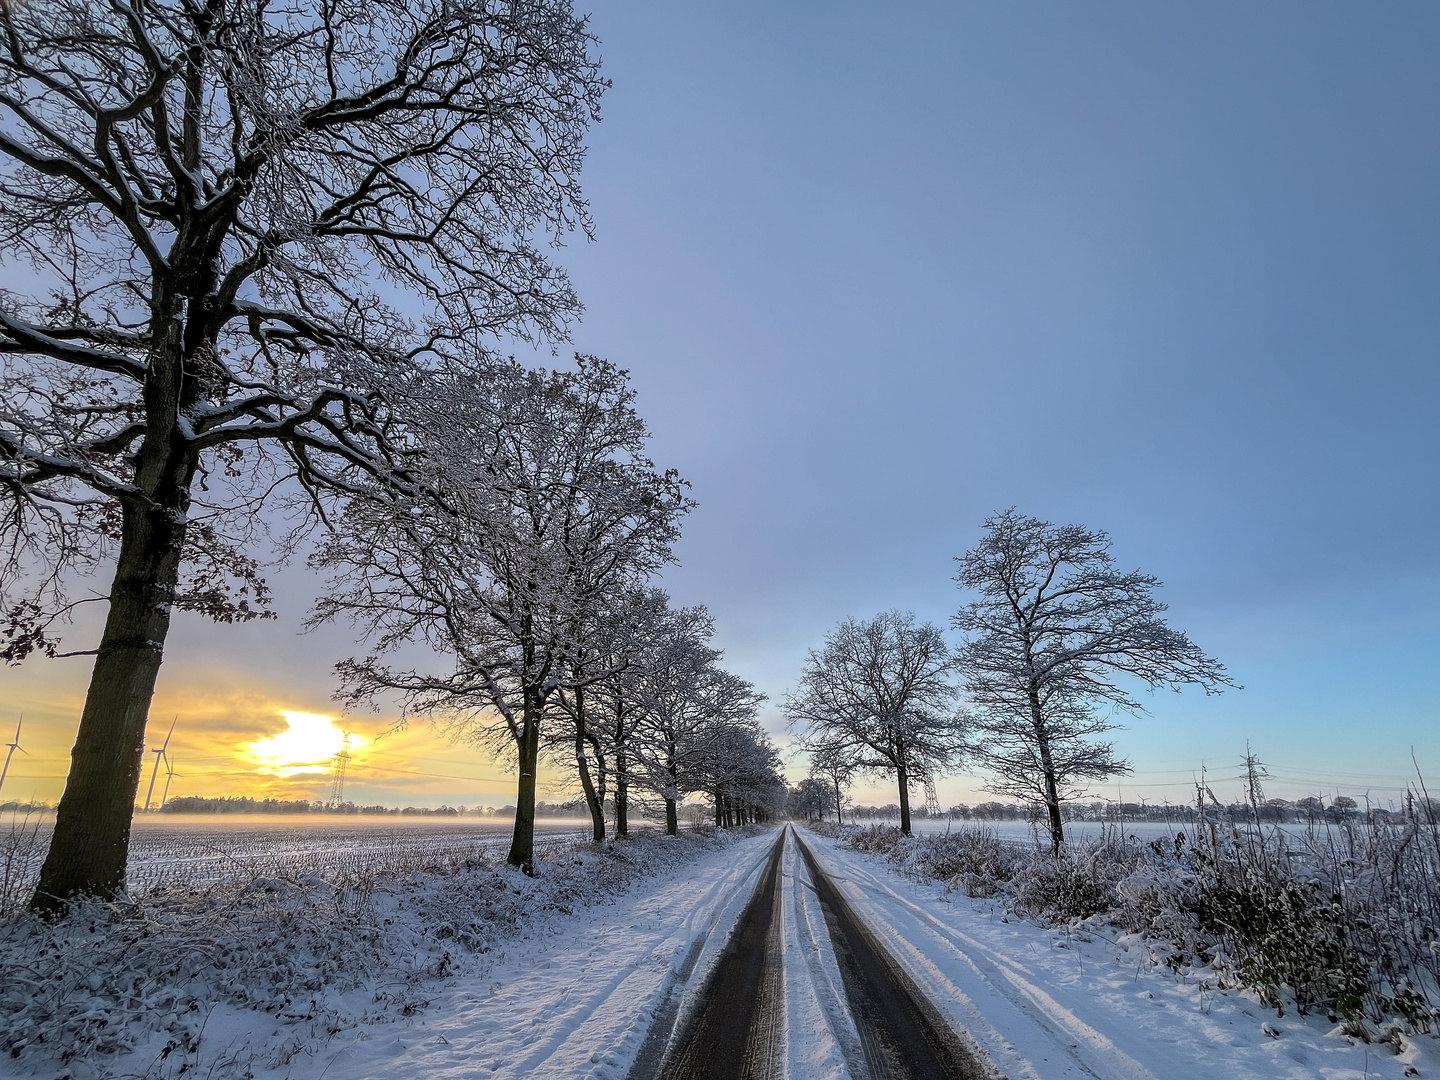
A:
317 828 778 1080
0 827 775 1080
804 830 1440 1080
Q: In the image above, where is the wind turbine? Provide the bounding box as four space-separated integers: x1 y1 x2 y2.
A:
160 755 179 809
143 716 177 811
0 715 26 796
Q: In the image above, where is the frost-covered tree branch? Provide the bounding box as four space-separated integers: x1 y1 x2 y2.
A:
0 0 606 907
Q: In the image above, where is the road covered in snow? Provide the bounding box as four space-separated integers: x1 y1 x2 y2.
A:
328 823 1436 1080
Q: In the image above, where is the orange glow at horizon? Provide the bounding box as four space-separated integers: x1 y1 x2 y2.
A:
243 711 368 777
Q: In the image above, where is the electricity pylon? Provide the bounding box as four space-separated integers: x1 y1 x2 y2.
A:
924 776 942 819
328 732 352 807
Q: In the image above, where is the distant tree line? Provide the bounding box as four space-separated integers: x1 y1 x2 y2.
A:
790 794 1425 828
159 797 470 817
151 796 706 820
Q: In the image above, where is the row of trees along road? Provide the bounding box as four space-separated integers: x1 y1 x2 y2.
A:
788 509 1235 852
314 363 785 868
0 0 783 907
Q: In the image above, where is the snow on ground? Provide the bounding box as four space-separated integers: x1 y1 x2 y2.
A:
780 831 864 1080
0 827 773 1080
804 830 1440 1080
12 823 1434 1080
313 829 778 1080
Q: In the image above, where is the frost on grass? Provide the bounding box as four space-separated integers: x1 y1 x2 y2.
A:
813 813 1440 1039
0 828 739 1079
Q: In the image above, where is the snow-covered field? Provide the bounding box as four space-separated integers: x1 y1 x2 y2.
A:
0 814 592 908
855 818 1184 843
123 815 593 887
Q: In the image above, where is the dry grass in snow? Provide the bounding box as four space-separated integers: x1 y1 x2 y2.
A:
812 807 1440 1043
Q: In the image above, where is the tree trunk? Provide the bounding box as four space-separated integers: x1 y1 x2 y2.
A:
508 689 542 872
615 747 628 837
32 313 197 911
573 687 604 843
664 755 679 836
834 776 843 825
575 735 604 843
897 752 912 837
1029 687 1065 853
714 786 723 828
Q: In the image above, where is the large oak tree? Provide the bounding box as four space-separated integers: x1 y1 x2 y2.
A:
0 0 605 907
952 509 1234 852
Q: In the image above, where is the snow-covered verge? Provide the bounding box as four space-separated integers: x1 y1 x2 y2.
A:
294 827 781 1080
0 827 767 1080
807 822 1440 1079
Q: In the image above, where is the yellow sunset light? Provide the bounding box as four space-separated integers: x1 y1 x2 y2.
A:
244 711 366 777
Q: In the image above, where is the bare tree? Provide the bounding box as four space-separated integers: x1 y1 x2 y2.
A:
547 587 662 844
624 601 767 835
785 611 961 836
314 357 688 872
578 587 669 837
787 778 831 823
693 708 774 828
807 738 856 825
952 509 1234 852
0 0 604 907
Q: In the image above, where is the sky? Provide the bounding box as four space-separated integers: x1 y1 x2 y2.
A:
2 1 1438 812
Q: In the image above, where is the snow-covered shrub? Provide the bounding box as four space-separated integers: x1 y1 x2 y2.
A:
1010 834 1145 921
1183 814 1440 1031
1193 860 1367 1020
909 828 1020 898
845 823 910 857
816 811 1440 1035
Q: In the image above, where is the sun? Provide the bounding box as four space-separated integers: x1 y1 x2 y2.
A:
244 712 367 777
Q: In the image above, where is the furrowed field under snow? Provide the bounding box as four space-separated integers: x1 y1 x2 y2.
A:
1 815 594 915
0 818 755 1080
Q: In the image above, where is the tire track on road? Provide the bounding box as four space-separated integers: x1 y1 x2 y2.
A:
631 831 787 1080
795 832 996 1080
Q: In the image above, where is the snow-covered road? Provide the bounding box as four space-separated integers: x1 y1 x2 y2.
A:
242 826 1437 1080
311 829 780 1080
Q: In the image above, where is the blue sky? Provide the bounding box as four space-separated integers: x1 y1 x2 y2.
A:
536 1 1440 803
3 1 1436 809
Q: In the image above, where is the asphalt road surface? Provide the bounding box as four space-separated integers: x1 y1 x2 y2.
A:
630 825 989 1080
